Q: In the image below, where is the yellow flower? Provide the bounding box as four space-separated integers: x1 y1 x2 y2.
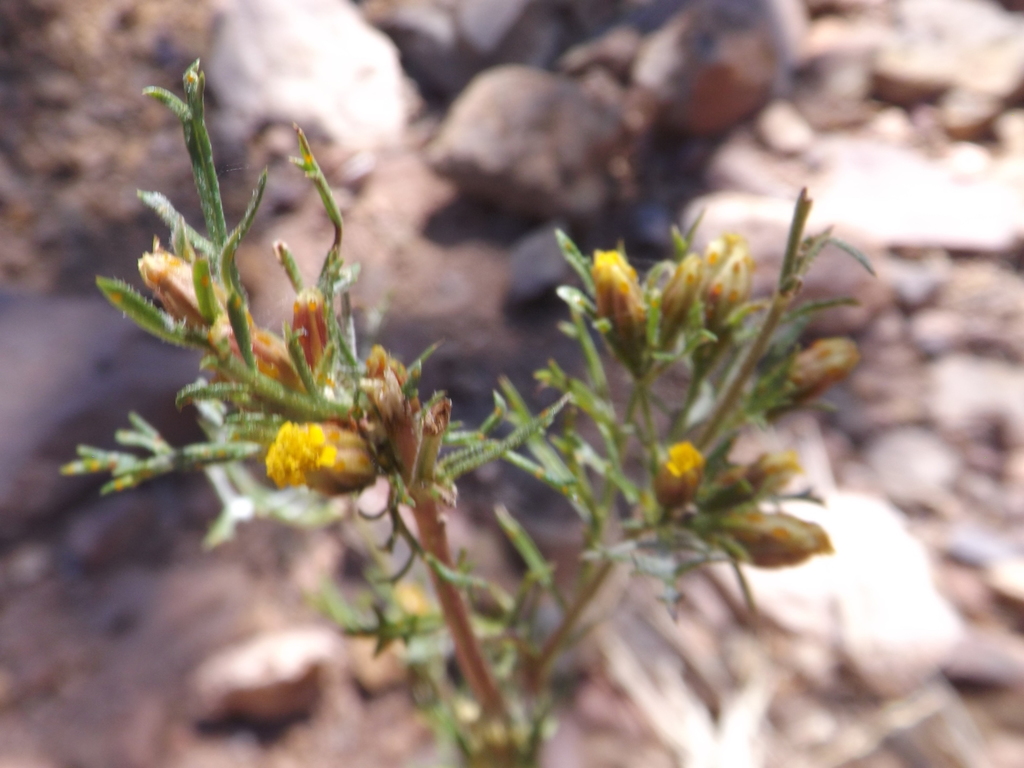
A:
592 249 647 370
655 441 705 509
265 422 376 493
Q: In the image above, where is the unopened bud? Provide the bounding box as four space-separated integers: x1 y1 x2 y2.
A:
702 235 753 332
660 253 704 347
718 509 833 568
365 344 408 386
788 338 859 403
139 245 206 326
745 450 802 496
265 421 376 494
592 249 647 369
654 441 705 509
292 287 329 371
252 329 303 391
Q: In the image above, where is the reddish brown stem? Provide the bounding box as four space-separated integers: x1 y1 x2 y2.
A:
409 489 505 718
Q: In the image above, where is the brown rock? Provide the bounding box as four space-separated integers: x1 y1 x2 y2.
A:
429 65 625 219
191 626 341 723
940 87 1003 141
632 0 780 136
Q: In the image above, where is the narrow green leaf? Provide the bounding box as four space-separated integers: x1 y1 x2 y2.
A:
780 188 813 290
495 505 555 589
137 190 216 258
827 236 876 276
555 229 595 296
273 240 304 292
286 324 320 394
97 277 200 348
191 257 219 323
180 60 227 246
226 290 254 370
142 86 189 121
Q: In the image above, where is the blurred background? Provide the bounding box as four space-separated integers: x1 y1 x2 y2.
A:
2 0 1024 765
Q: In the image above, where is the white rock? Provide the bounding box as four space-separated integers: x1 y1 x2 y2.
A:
191 626 341 723
811 138 1019 252
928 354 1024 446
208 0 407 149
864 427 961 509
986 558 1024 606
732 492 963 697
756 100 815 155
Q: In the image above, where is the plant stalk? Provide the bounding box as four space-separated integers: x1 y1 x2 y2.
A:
408 489 506 718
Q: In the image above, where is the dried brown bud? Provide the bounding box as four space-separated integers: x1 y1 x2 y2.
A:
719 509 833 568
745 450 802 496
788 338 860 403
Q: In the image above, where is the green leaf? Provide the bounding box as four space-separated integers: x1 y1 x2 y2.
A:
226 290 255 370
191 257 219 323
555 229 595 296
137 190 217 259
179 61 227 246
495 505 555 590
827 235 876 276
96 277 206 348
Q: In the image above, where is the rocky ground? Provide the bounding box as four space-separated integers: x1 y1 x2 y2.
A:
3 0 1024 766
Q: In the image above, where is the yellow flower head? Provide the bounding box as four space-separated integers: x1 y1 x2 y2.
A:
665 441 705 477
265 422 337 488
591 249 647 371
655 441 705 510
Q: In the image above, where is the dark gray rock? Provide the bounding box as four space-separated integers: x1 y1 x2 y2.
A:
0 293 200 539
428 65 626 219
506 221 571 305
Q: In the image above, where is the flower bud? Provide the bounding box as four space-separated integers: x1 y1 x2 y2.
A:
654 441 705 509
292 287 329 371
659 253 704 347
718 509 833 568
365 344 408 387
745 450 802 496
702 235 753 332
139 245 206 327
592 249 647 368
252 328 303 391
788 338 860 403
265 421 376 494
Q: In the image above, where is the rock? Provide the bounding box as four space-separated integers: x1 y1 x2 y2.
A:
863 427 961 510
755 100 814 155
928 354 1024 446
558 25 644 81
909 309 962 357
506 221 571 304
929 262 1024 362
369 3 474 97
885 251 951 309
986 558 1024 607
872 0 1024 109
939 87 1003 140
943 628 1024 688
680 191 891 335
994 109 1024 156
347 636 406 694
793 51 875 131
945 523 1021 568
369 0 565 97
457 0 533 55
428 65 625 219
207 0 407 149
811 138 1020 252
632 0 781 136
0 294 199 540
729 492 963 697
191 626 341 723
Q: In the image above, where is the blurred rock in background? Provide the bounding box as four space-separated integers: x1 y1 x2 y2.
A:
6 0 1024 765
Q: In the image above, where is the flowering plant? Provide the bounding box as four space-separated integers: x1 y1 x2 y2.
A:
64 62 870 767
